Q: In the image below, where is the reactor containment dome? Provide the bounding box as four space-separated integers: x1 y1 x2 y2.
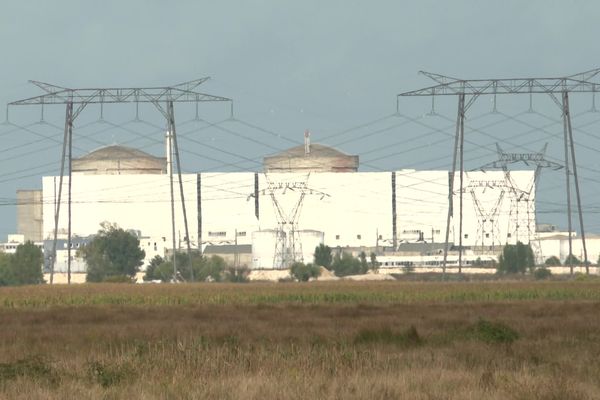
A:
263 131 358 173
72 145 167 175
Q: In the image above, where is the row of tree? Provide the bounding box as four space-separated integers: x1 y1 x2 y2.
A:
1 225 596 286
290 244 379 281
80 223 246 283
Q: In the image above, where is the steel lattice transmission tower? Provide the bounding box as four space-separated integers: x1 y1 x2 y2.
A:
8 78 232 284
398 68 600 275
461 179 508 254
262 175 329 269
479 143 563 249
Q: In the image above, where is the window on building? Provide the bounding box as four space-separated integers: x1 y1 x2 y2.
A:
464 234 469 239
335 235 340 240
357 234 361 240
507 233 512 238
485 233 490 238
237 231 246 237
378 235 383 240
208 231 226 237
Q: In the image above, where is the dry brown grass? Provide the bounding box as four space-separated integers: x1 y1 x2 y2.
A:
1 281 600 399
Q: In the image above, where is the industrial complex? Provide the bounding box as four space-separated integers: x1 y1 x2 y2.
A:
4 71 600 281
5 130 596 280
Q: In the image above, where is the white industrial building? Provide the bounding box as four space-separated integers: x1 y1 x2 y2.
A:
13 134 549 272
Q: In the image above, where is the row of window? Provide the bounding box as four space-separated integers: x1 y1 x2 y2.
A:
463 233 512 239
381 260 494 267
208 231 247 237
402 230 442 235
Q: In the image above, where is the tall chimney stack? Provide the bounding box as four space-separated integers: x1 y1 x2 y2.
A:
304 130 311 155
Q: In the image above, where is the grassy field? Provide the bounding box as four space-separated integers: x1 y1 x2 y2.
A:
1 281 600 399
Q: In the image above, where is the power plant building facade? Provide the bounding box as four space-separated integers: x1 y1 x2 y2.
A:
33 141 539 270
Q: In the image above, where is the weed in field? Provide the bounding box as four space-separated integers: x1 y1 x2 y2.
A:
87 360 131 388
0 355 57 385
354 325 422 347
470 319 519 344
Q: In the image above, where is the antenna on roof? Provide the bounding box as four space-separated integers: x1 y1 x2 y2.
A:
304 130 311 155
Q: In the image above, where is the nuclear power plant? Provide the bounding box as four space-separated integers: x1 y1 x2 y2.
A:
5 71 600 279
10 128 565 277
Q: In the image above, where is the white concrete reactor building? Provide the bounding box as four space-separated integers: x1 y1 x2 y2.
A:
30 138 540 271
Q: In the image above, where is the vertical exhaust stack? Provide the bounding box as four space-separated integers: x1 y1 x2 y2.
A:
304 130 311 155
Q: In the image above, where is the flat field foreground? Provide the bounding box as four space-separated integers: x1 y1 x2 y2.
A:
1 281 600 399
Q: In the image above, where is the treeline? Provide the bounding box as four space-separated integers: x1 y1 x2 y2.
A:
289 244 378 281
143 253 248 283
80 223 247 283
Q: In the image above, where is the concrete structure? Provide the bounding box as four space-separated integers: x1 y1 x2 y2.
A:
252 230 285 269
264 142 358 172
11 141 540 274
204 244 252 267
531 232 600 266
17 189 43 242
73 145 166 175
0 234 26 254
43 232 168 273
40 169 536 269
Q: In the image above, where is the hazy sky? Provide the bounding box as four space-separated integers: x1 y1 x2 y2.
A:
1 0 600 239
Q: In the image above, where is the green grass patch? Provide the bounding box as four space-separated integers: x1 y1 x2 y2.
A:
0 355 57 384
469 319 519 344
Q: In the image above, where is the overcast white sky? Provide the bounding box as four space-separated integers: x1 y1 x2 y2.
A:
1 0 600 238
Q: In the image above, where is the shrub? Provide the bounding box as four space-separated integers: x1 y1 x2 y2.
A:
497 242 534 274
290 262 321 282
0 356 55 383
470 319 519 344
533 267 552 280
102 274 135 283
564 254 581 265
332 252 364 277
544 256 561 266
87 361 130 388
224 266 249 283
355 325 422 347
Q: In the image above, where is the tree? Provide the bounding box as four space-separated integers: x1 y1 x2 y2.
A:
194 255 226 282
0 242 43 286
331 251 363 277
564 254 581 265
10 242 44 285
314 244 332 269
533 267 552 280
497 241 535 274
143 255 164 281
143 252 227 282
290 262 321 282
369 252 378 273
544 256 561 266
224 265 250 283
80 223 145 282
0 252 13 286
358 252 369 274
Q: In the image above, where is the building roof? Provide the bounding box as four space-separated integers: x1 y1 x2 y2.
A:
270 143 351 159
397 242 449 253
76 145 163 161
204 244 252 254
